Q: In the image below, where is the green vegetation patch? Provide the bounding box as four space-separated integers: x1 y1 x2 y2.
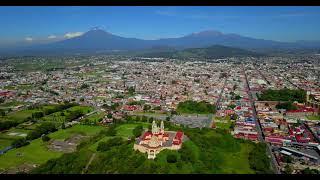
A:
257 89 306 103
0 139 63 171
306 115 320 121
49 125 105 141
115 123 150 138
177 100 216 114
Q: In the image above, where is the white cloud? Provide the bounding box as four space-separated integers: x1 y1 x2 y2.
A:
48 35 57 39
25 37 33 41
64 32 84 39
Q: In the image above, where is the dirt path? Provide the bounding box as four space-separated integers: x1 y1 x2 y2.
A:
82 153 96 174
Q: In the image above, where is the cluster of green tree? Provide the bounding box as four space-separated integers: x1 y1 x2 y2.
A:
230 92 241 100
97 137 125 152
0 97 5 104
275 102 298 110
143 105 151 111
28 103 78 116
26 122 57 141
257 89 306 103
227 104 236 109
49 90 59 96
0 120 19 131
31 150 93 174
132 125 144 138
301 167 320 174
64 109 85 122
248 142 273 174
31 111 44 119
102 103 120 111
80 83 89 89
153 106 161 110
127 87 135 96
128 101 143 106
176 100 216 114
0 109 6 116
11 138 30 148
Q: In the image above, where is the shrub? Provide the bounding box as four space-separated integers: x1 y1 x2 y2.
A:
42 135 51 142
166 154 177 163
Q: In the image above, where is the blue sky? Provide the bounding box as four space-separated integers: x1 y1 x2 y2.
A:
0 6 320 46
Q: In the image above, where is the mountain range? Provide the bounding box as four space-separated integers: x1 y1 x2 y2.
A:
1 28 320 56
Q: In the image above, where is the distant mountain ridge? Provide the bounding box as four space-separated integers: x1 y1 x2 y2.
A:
1 28 320 56
138 45 262 59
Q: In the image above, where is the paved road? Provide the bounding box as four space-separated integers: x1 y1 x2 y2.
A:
82 153 96 174
242 64 281 174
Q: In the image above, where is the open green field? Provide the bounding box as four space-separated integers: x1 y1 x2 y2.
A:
0 124 105 172
49 125 105 141
81 112 105 124
306 115 320 121
0 101 26 110
0 104 63 123
221 143 254 174
0 139 13 150
115 123 150 138
0 139 63 171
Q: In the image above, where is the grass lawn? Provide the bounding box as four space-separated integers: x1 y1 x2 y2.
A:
0 101 26 109
82 112 105 124
0 124 105 171
4 109 39 123
0 139 63 171
0 128 32 150
221 143 254 174
0 139 13 150
215 122 232 130
115 123 150 138
306 115 320 121
48 125 105 140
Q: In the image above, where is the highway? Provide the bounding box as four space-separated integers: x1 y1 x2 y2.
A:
242 64 281 174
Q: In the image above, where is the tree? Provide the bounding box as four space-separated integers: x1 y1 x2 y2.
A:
26 122 57 140
143 105 151 111
301 168 320 174
61 122 66 129
166 154 177 163
107 113 113 119
284 164 293 174
0 109 5 116
80 83 89 89
282 155 293 163
133 125 144 138
105 126 117 136
148 117 154 123
12 138 29 148
142 116 148 122
42 135 51 142
97 137 124 152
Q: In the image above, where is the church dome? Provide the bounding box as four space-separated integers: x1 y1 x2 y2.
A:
148 135 161 148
